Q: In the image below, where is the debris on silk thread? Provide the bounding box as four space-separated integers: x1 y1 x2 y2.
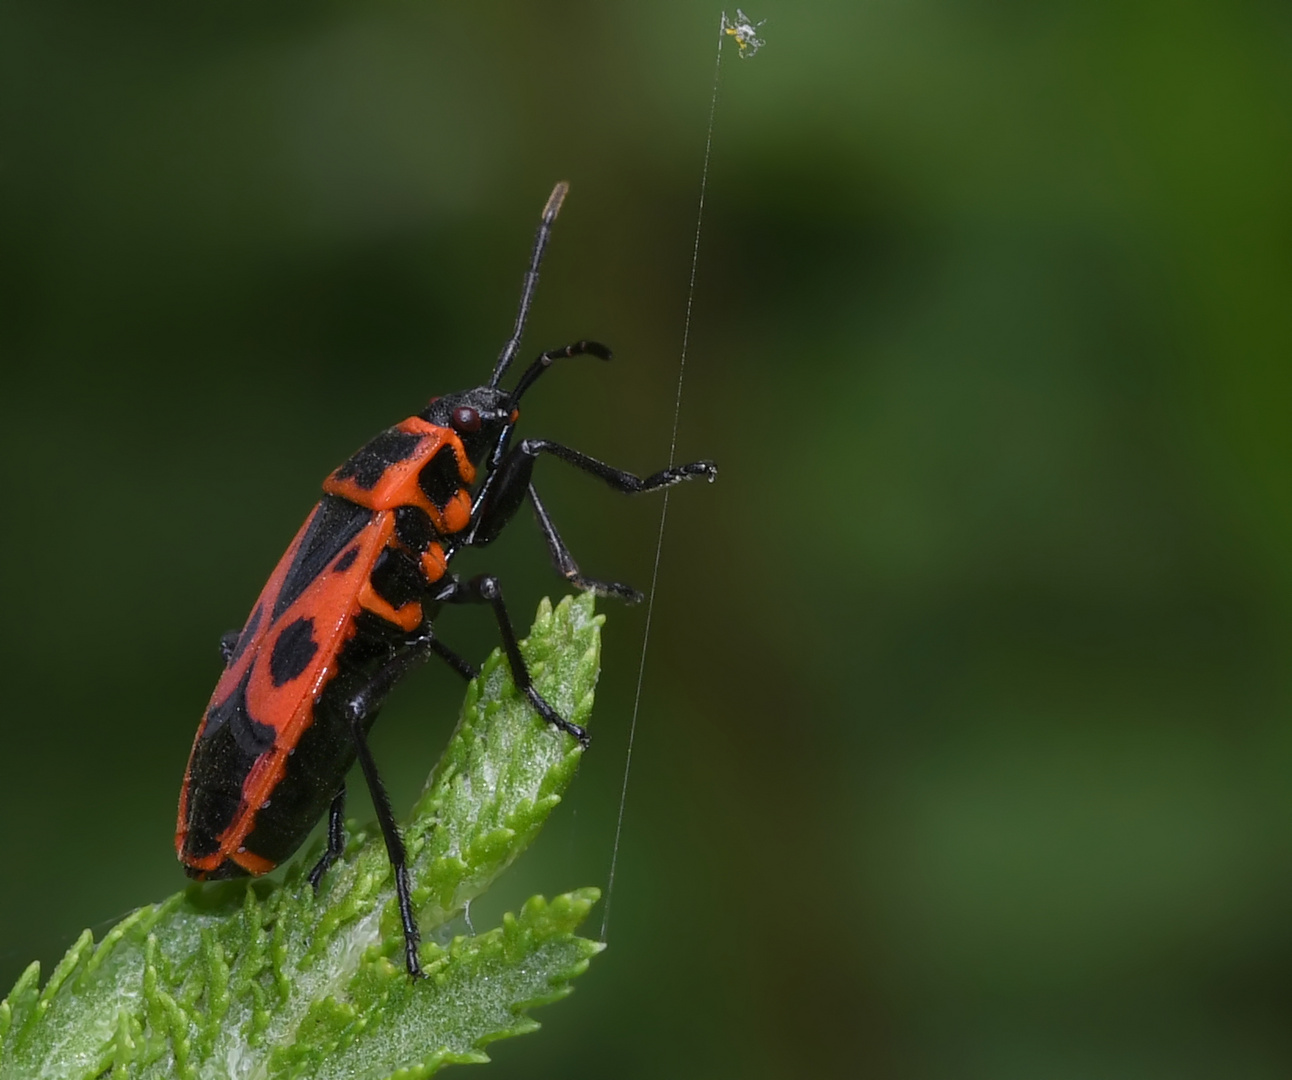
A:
722 8 766 58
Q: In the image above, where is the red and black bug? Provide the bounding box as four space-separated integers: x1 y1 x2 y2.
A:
176 182 716 976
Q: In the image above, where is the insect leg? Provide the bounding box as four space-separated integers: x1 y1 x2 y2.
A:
307 786 346 891
429 636 479 682
528 484 642 603
344 628 437 719
332 626 442 978
470 440 715 554
440 574 590 748
343 704 424 978
519 439 717 492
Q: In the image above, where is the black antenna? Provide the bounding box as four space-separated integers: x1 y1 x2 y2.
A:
489 181 569 388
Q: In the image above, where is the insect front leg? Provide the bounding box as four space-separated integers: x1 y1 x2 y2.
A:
475 439 715 541
513 438 717 494
470 439 710 601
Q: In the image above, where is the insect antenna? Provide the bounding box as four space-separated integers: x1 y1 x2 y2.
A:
490 181 569 389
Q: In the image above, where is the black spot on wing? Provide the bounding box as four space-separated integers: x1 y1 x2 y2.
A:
333 546 359 573
369 548 424 610
273 496 372 620
269 617 319 687
418 444 463 510
394 504 435 553
203 667 277 756
334 428 424 490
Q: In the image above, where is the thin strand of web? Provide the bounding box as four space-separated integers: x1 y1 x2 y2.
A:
601 17 726 943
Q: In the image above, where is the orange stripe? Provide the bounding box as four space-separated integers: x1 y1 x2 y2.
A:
231 848 276 875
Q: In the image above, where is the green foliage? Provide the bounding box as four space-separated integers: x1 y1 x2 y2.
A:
0 594 605 1080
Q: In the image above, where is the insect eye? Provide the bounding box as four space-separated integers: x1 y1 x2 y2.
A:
451 406 481 434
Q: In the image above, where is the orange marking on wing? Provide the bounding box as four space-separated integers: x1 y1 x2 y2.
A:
230 848 276 875
184 859 219 879
177 503 323 865
193 514 393 871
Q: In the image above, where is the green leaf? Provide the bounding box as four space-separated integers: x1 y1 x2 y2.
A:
0 593 605 1080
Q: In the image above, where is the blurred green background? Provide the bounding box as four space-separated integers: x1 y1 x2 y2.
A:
4 1 1292 1076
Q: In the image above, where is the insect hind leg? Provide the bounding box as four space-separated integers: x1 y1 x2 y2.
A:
328 625 441 978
